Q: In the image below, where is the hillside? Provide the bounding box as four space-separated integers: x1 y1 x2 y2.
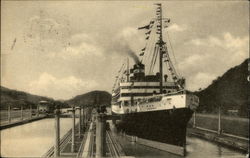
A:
195 58 249 117
0 86 55 109
67 91 111 107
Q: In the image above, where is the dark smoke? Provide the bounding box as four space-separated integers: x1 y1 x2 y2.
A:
125 46 140 64
111 40 140 64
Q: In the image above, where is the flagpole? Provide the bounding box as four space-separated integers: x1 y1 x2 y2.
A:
158 4 164 94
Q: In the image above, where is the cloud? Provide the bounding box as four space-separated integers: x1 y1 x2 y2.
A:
190 32 248 49
45 32 104 59
49 42 103 59
119 27 138 39
70 33 95 46
189 32 248 63
186 72 216 91
29 72 98 99
168 23 187 32
180 32 248 91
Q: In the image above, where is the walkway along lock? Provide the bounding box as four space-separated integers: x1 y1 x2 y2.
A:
95 113 106 157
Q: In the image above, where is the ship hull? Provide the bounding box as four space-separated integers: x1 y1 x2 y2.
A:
112 108 193 147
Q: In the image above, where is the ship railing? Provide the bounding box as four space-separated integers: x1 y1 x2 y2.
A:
135 89 186 104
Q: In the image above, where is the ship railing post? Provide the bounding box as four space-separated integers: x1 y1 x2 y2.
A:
96 113 106 157
21 105 23 120
71 106 76 153
54 107 60 157
218 105 222 135
8 104 11 123
193 111 196 128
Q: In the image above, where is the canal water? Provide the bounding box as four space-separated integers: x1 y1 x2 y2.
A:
109 122 247 158
1 118 247 158
114 135 246 158
1 118 78 157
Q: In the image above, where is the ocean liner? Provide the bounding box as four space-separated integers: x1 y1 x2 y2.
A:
111 4 199 151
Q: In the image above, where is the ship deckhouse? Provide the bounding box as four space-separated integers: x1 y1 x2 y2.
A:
112 62 179 105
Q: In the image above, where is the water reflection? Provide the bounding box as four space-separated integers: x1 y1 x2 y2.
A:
1 118 77 157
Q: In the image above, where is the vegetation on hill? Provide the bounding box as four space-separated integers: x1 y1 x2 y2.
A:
0 86 111 110
0 86 55 109
67 91 111 107
195 58 249 117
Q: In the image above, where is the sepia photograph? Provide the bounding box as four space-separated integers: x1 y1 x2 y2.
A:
0 0 249 158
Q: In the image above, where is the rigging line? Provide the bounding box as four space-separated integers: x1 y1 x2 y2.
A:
141 20 157 63
151 46 159 74
163 45 178 80
142 29 156 65
166 31 180 76
142 19 157 63
149 45 159 74
149 45 157 74
113 62 126 90
145 26 158 74
163 45 176 77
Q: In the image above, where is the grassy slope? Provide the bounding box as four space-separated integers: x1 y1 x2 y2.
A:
0 86 54 109
195 59 249 117
66 90 111 107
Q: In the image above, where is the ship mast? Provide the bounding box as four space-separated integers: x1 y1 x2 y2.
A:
138 4 183 92
157 3 164 94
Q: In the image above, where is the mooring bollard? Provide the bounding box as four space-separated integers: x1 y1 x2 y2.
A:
8 104 11 123
71 106 76 152
21 105 23 120
96 113 106 157
54 108 60 157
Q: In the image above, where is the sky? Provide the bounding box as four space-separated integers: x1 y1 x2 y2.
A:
1 0 249 100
